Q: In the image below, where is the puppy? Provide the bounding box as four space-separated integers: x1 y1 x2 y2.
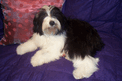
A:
16 5 104 79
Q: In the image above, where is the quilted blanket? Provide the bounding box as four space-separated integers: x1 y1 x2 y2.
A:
0 0 122 81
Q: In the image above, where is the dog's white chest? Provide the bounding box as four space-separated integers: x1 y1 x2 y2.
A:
32 33 66 51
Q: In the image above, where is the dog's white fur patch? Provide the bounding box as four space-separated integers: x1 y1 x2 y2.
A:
72 56 99 79
16 39 38 55
17 33 66 67
42 5 55 16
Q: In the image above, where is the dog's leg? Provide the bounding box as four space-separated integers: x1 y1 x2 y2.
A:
71 55 99 79
16 39 38 55
31 50 61 67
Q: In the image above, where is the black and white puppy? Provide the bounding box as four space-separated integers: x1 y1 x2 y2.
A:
16 5 104 79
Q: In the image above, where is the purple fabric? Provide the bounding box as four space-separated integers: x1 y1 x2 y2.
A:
0 0 122 81
62 0 122 39
0 44 75 81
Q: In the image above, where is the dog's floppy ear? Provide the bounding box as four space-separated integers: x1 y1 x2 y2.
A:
33 14 38 33
33 13 43 35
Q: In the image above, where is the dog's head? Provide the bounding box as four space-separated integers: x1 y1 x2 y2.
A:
33 5 66 35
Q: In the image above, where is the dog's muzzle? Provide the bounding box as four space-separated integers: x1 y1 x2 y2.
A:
44 20 59 35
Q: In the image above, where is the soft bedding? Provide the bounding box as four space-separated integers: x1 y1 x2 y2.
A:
0 0 122 81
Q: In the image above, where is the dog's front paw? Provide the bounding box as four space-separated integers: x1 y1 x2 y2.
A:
16 44 26 55
31 55 44 67
31 56 39 67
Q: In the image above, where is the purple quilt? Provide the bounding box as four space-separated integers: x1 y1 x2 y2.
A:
0 0 122 81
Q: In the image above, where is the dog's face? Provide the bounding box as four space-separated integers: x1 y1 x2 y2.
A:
33 5 66 35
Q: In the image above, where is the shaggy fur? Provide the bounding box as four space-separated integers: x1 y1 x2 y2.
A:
16 5 104 79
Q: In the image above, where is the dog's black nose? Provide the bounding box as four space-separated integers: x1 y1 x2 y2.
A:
49 21 55 26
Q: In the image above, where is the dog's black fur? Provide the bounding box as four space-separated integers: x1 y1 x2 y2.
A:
64 19 104 59
33 6 104 60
